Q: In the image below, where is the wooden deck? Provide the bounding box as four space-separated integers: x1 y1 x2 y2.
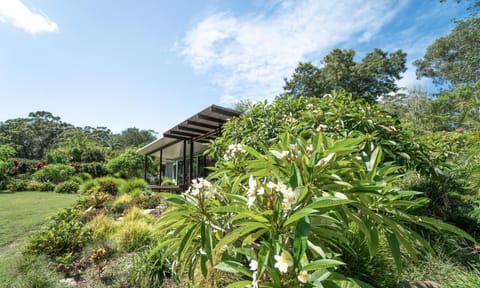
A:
148 185 182 192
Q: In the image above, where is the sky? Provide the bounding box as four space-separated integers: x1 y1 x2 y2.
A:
0 0 470 134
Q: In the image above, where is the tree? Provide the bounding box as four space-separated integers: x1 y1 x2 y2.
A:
107 149 147 178
414 17 480 86
284 48 407 103
117 127 157 148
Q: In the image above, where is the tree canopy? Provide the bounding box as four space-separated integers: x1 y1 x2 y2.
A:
414 16 480 86
283 48 407 103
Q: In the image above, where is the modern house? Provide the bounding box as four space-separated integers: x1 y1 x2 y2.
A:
137 105 241 191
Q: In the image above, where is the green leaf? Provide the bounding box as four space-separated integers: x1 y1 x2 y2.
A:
283 208 317 227
293 217 310 264
303 259 344 271
420 217 475 242
386 229 402 272
215 261 252 277
225 281 253 288
305 198 355 210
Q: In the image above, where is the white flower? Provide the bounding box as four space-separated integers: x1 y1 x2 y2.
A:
274 251 293 273
247 196 256 208
297 270 308 283
249 259 258 271
281 188 296 211
306 103 314 110
186 178 215 198
306 144 313 155
223 143 246 161
316 124 328 132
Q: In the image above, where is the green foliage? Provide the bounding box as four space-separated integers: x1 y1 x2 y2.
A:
0 145 15 182
284 48 407 102
24 207 91 259
46 150 68 164
80 146 105 163
129 248 171 288
115 219 154 252
6 180 28 192
414 16 480 86
54 180 80 194
161 177 176 186
107 149 147 178
120 177 148 195
38 182 56 192
87 213 117 242
79 162 109 178
32 164 75 184
117 127 157 148
155 131 472 287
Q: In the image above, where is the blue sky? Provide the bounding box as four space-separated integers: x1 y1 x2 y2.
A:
0 0 470 134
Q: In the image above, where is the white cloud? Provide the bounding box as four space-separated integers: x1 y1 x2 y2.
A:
0 0 58 34
181 0 408 102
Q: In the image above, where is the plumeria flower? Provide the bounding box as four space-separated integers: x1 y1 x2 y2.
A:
297 270 308 283
186 178 216 198
223 143 246 160
281 188 296 211
246 176 265 208
274 250 293 273
249 259 258 271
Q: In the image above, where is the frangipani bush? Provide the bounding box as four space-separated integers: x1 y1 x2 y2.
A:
155 132 473 287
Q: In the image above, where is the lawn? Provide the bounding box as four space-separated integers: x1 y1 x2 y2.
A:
0 191 78 285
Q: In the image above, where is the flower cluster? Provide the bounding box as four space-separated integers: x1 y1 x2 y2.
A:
249 259 259 288
223 143 246 161
186 178 215 198
246 176 264 208
267 181 296 211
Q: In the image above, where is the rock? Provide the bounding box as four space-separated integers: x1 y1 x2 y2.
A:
409 281 441 288
59 278 76 287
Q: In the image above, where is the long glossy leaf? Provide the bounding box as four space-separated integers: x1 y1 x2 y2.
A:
225 281 253 288
283 208 317 227
305 198 355 210
303 259 344 271
215 261 252 277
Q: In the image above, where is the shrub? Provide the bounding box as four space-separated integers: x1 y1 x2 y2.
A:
133 193 164 209
80 147 105 163
115 220 154 252
38 182 55 192
6 180 28 192
77 172 92 182
155 132 474 286
46 150 68 164
24 207 91 259
32 164 75 184
107 149 146 178
120 178 148 195
79 162 109 178
111 193 133 215
129 248 171 288
27 182 42 191
87 214 117 242
54 180 80 194
80 179 99 194
122 206 153 222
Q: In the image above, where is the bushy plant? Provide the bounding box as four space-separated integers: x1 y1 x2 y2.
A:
87 213 117 242
133 193 164 209
54 180 80 194
7 180 28 192
111 193 133 215
80 178 99 194
129 247 172 288
120 177 148 195
155 132 473 287
107 149 147 178
46 150 68 164
32 164 75 184
38 181 56 192
80 147 105 163
24 207 91 259
27 181 42 191
79 162 109 178
77 172 93 182
115 220 154 252
161 177 175 186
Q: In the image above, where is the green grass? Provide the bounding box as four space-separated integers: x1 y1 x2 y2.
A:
0 191 78 285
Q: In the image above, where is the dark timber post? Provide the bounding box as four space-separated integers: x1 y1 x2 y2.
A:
189 140 194 183
159 149 163 186
182 140 187 189
143 155 147 183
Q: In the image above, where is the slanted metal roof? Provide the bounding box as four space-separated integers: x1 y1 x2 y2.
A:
163 105 240 142
137 104 240 157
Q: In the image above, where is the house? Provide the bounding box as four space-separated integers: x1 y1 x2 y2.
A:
137 105 241 191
